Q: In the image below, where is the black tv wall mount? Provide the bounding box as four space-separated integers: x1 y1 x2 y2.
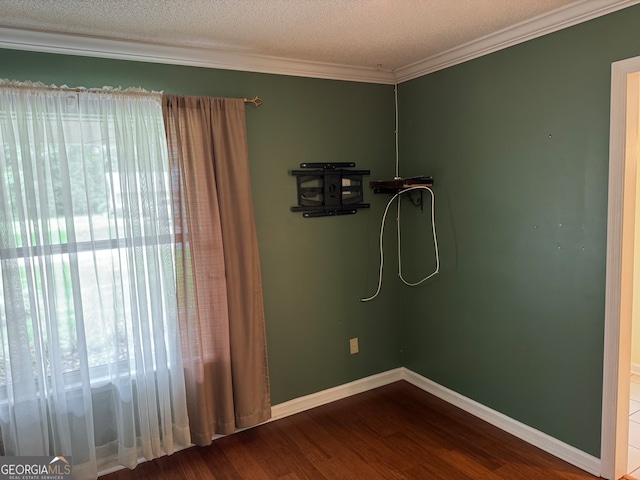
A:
290 163 370 218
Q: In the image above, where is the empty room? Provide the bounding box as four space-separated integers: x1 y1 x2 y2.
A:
1 1 640 479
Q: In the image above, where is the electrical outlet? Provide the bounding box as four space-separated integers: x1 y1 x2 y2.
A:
349 337 359 355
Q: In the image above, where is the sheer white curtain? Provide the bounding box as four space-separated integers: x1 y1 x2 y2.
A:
0 81 191 478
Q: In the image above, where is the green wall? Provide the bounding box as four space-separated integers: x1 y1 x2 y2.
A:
0 48 402 405
398 5 640 457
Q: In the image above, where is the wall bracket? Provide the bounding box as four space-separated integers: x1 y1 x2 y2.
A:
370 175 433 194
290 162 370 218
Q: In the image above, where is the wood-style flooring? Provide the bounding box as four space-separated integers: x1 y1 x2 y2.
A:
102 380 598 479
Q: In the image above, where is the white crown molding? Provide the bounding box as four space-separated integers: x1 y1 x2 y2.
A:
0 26 396 85
0 1 637 85
394 0 640 83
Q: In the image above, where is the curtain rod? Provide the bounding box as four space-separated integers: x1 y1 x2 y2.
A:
1 80 264 106
1 79 162 98
243 96 264 107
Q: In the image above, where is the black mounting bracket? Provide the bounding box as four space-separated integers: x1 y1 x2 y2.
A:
369 176 433 194
290 162 370 218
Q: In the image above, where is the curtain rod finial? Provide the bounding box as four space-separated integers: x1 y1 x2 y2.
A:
244 96 264 107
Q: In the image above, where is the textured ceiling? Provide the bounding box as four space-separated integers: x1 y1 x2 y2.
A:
0 0 581 71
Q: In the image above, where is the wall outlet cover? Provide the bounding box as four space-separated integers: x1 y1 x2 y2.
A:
350 338 359 355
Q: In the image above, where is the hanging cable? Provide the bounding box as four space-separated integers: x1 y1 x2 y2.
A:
394 84 400 179
359 190 399 303
360 185 439 302
397 187 439 286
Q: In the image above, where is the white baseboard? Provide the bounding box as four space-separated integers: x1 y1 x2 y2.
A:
631 363 640 376
400 369 602 477
270 368 404 421
270 367 601 477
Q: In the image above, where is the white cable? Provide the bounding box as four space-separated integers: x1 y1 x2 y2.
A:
397 186 439 286
360 185 439 302
359 190 401 302
394 85 399 178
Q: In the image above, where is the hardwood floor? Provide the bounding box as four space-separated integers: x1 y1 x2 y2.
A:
103 381 598 479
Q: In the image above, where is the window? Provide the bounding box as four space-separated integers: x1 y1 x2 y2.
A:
0 84 189 475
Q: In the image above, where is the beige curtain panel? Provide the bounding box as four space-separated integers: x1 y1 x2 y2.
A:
163 95 271 444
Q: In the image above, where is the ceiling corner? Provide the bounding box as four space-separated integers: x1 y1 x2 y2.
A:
395 0 640 84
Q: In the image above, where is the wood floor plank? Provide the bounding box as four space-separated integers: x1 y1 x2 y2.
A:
314 456 391 480
176 447 219 480
194 441 244 479
102 381 599 480
236 421 326 480
274 416 331 465
208 434 271 480
440 448 506 480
